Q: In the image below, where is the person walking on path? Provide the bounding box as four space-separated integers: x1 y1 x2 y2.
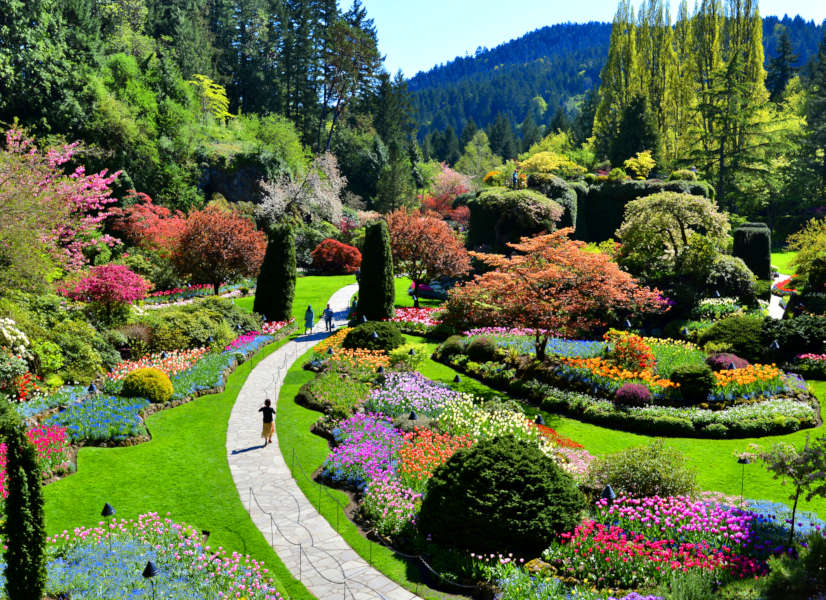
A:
259 399 275 446
304 305 314 335
322 304 334 332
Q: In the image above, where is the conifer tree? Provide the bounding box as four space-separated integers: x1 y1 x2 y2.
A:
767 27 799 102
254 224 296 322
804 31 826 199
358 220 394 320
460 117 479 150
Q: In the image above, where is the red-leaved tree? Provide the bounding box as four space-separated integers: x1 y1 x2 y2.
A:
385 209 471 294
421 163 472 224
63 264 151 322
172 207 266 294
108 191 185 256
444 229 668 361
311 238 362 274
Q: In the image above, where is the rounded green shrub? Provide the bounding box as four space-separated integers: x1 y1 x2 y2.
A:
438 335 465 358
584 439 697 498
670 364 715 404
705 254 756 300
697 315 765 362
417 436 585 557
342 321 402 352
121 367 173 404
668 169 698 181
466 336 497 362
807 256 826 293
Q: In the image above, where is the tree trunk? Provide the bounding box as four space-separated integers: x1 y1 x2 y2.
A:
213 281 221 295
788 487 801 547
535 332 546 362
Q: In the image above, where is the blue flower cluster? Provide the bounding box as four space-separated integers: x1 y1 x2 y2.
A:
742 498 825 547
15 385 88 419
44 395 149 443
169 353 235 401
491 335 606 359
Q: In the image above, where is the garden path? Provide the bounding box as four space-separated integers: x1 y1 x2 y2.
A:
227 284 422 600
768 272 788 320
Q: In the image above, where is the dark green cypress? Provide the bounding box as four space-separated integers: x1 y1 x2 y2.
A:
254 224 296 322
1 403 46 600
733 223 771 280
358 220 395 321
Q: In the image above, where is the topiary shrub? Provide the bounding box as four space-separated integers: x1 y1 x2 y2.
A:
310 238 362 274
697 315 765 362
342 321 402 352
705 254 756 300
466 336 497 362
705 353 749 371
358 221 394 321
614 383 652 407
584 439 697 498
121 367 173 403
467 188 563 251
437 335 465 359
526 173 578 229
668 169 698 181
670 364 715 404
733 223 771 280
417 436 585 556
254 224 296 322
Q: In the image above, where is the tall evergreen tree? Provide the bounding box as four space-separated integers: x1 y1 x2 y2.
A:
548 108 569 134
441 125 461 165
254 224 296 322
767 27 799 102
487 113 518 159
460 117 479 150
1 403 47 600
610 94 660 165
358 220 394 320
520 113 543 152
804 31 826 200
571 87 599 145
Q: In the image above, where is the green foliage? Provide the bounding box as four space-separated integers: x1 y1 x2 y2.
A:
697 315 765 362
254 225 296 322
762 314 826 362
418 436 585 556
121 367 173 404
808 256 826 292
733 223 772 280
668 169 699 181
358 221 395 321
706 255 757 300
584 439 697 498
342 322 402 352
30 339 64 377
296 367 370 420
437 335 466 359
388 343 427 371
623 150 656 179
144 307 233 352
526 174 578 229
467 187 563 251
670 364 715 404
50 320 106 385
761 532 826 600
466 336 497 362
295 222 340 269
0 402 47 599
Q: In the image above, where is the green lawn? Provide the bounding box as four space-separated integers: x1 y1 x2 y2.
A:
771 251 797 275
394 276 445 308
234 274 357 322
412 337 826 522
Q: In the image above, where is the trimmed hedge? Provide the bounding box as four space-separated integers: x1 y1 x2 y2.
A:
342 321 403 352
670 364 715 404
254 223 296 322
466 187 563 251
357 221 394 321
526 173 578 230
733 223 771 280
697 315 765 362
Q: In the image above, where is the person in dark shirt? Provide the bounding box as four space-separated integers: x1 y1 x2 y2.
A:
259 398 275 446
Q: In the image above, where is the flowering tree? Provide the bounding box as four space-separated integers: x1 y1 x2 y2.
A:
444 229 667 361
385 209 471 294
0 129 120 289
107 191 185 256
257 152 345 227
172 207 266 294
421 163 472 223
62 264 151 323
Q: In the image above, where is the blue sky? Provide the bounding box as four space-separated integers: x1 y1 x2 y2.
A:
358 0 826 77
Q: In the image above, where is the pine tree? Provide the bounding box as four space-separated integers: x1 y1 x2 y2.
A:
487 113 518 159
441 125 461 165
804 31 826 199
460 117 478 150
254 224 296 322
610 94 660 166
358 220 394 320
767 27 799 102
548 108 569 134
571 87 599 145
1 403 47 600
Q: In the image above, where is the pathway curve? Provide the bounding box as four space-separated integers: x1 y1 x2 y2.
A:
227 284 422 600
768 272 789 320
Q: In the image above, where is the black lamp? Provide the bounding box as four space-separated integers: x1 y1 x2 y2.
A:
680 327 689 337
601 484 617 506
88 383 97 395
101 502 115 517
737 456 751 465
729 361 737 370
142 560 159 600
534 414 545 426
453 375 461 383
372 331 379 339
327 348 334 355
714 289 721 298
625 318 633 328
362 315 368 323
408 348 415 356
160 351 167 359
408 411 418 421
770 339 780 350
377 366 384 374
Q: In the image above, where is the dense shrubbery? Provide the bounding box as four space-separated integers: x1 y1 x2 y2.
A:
706 353 749 371
697 315 764 361
342 322 403 352
121 367 173 404
705 254 756 300
614 383 652 407
583 440 697 498
670 364 715 404
733 223 771 280
466 187 563 251
418 436 585 556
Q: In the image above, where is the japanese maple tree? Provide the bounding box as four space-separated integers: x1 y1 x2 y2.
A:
63 264 151 322
445 228 667 361
385 209 471 293
108 191 185 256
172 207 266 294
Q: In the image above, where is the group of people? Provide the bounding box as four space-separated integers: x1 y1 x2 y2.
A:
303 303 335 334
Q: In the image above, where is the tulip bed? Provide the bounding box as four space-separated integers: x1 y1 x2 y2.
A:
0 512 282 599
0 425 71 498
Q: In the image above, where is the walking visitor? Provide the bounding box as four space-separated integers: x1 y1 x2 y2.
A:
259 399 275 446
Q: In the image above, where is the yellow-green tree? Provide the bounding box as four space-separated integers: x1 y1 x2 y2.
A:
188 74 233 125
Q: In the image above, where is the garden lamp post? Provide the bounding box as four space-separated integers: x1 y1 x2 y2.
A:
534 414 546 426
408 348 416 356
601 485 617 507
142 560 159 600
409 411 418 421
624 318 633 329
371 331 379 339
770 339 780 351
101 502 115 552
737 455 750 506
453 375 461 383
377 366 384 374
327 348 334 356
87 383 97 398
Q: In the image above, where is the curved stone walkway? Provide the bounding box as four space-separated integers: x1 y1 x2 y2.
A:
227 284 423 600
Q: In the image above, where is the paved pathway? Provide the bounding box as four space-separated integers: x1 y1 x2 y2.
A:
768 272 789 320
227 284 422 600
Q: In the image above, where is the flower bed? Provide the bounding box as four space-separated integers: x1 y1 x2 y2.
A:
364 371 463 417
106 348 209 380
0 512 282 599
0 425 71 498
44 395 149 443
772 276 798 296
388 307 442 327
143 280 255 305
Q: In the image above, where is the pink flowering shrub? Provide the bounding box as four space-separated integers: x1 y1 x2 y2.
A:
388 307 443 327
62 264 151 322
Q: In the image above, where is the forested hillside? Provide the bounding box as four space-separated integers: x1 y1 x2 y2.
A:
411 15 825 138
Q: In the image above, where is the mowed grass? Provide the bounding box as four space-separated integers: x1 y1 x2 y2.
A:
771 251 798 275
394 276 445 308
234 273 357 322
412 337 826 521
